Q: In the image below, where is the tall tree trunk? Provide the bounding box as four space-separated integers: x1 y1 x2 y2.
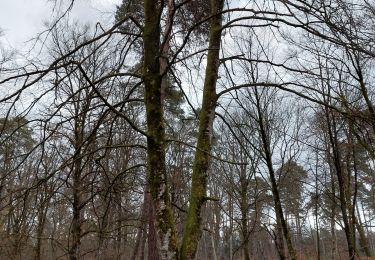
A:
148 194 160 260
296 212 302 255
240 190 251 260
180 1 224 259
324 108 356 260
69 128 83 260
330 179 337 260
70 163 82 260
143 1 177 259
355 212 371 257
116 191 123 259
314 154 321 260
254 88 296 260
345 114 371 257
68 93 92 260
68 86 93 260
275 215 287 260
326 147 337 260
35 191 48 260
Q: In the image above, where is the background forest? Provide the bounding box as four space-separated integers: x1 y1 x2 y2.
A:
0 0 374 259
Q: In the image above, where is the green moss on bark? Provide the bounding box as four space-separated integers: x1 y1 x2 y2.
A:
143 1 178 258
180 1 225 259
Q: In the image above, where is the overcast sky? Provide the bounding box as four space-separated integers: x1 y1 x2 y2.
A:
0 0 121 50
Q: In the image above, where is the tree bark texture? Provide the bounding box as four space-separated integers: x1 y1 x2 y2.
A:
180 1 225 259
254 88 297 260
143 1 178 259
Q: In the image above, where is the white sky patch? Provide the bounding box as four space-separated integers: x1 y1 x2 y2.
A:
0 0 123 119
0 0 121 50
0 0 51 48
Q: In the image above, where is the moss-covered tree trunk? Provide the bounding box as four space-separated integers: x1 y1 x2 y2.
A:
143 1 178 259
180 1 224 259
